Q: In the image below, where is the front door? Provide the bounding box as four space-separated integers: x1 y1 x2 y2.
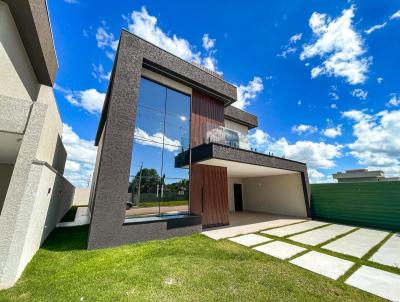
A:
234 184 243 211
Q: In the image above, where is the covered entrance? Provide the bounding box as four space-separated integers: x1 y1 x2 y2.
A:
182 143 311 228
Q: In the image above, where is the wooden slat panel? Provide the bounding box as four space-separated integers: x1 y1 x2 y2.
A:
311 182 400 231
191 90 224 147
190 164 229 227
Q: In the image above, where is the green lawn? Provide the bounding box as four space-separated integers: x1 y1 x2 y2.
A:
138 200 188 207
0 227 384 302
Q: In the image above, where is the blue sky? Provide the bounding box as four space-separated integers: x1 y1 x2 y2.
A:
48 0 400 186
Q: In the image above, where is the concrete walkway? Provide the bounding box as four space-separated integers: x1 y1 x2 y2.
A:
370 233 400 268
289 224 355 246
323 228 388 258
262 220 327 237
202 212 305 240
215 218 400 301
57 207 90 227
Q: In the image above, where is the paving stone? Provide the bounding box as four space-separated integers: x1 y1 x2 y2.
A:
253 241 306 260
289 224 355 246
345 265 400 301
323 228 388 258
370 233 400 268
262 221 328 237
203 218 304 240
229 234 272 247
290 251 354 280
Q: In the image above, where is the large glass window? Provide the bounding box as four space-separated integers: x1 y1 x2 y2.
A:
126 77 190 220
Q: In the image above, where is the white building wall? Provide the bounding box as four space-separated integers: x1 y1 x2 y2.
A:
243 174 307 218
72 188 90 206
0 1 39 102
34 85 64 168
227 177 243 212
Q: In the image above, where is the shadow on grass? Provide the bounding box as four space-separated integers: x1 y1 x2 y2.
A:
41 226 89 252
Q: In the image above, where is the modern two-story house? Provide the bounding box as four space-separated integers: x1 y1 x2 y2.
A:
88 30 311 249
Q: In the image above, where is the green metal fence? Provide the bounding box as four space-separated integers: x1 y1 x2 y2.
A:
311 181 400 232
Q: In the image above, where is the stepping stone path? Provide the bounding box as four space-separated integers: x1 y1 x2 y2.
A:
229 234 272 247
290 251 354 280
323 228 388 258
262 221 327 237
345 266 400 302
289 224 355 246
220 221 400 301
253 241 305 260
370 233 400 268
202 218 304 240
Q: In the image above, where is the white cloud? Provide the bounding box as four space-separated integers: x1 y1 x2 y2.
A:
331 103 338 109
301 6 371 85
91 64 111 82
247 129 342 183
271 138 342 169
62 124 97 187
64 0 79 3
96 24 118 53
377 77 384 84
202 34 215 50
344 109 400 176
390 10 400 20
297 100 302 106
329 92 339 100
134 128 180 152
292 124 318 135
123 7 220 73
55 84 105 114
365 22 387 34
278 33 302 58
233 77 264 109
352 88 368 100
289 33 302 43
386 94 400 107
308 168 335 183
342 109 371 122
323 125 342 138
248 129 270 150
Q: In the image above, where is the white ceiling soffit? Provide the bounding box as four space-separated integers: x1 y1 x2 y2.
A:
0 132 23 164
199 158 299 178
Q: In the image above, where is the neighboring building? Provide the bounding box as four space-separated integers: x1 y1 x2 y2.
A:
88 30 311 249
0 0 74 289
333 169 400 183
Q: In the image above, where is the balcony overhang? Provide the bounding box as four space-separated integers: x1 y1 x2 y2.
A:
176 143 308 174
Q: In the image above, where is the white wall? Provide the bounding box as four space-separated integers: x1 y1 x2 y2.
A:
0 163 74 288
72 188 90 206
227 177 243 211
0 1 39 102
0 164 13 214
243 174 307 217
34 85 64 170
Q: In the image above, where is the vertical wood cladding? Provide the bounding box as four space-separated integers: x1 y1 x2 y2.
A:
190 164 229 227
191 90 225 147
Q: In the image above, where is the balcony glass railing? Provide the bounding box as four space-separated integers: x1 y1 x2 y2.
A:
205 126 250 150
204 125 286 158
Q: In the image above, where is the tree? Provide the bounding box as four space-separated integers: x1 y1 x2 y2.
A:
129 168 160 194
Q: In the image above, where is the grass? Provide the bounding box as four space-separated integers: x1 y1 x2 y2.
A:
0 227 385 302
256 227 400 281
60 206 78 222
138 200 188 207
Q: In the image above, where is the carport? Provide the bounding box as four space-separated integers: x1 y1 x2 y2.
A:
176 142 311 228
